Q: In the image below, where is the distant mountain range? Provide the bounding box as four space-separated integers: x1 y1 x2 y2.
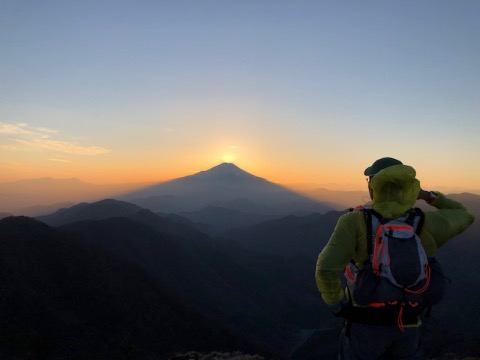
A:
0 177 148 215
118 163 331 216
2 164 479 219
33 163 330 234
1 163 332 220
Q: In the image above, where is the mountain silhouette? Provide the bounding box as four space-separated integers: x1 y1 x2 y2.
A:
225 210 343 258
37 199 144 226
36 199 206 240
178 206 278 235
0 178 145 215
118 163 331 215
0 216 269 359
32 199 328 356
56 214 327 355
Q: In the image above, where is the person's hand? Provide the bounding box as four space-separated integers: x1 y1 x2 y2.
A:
417 189 431 201
418 188 438 203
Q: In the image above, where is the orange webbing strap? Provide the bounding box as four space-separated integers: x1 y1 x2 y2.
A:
345 264 356 282
366 301 414 332
367 302 386 308
397 304 405 332
405 264 431 295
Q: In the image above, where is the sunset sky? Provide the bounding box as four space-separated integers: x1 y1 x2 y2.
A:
1 1 479 193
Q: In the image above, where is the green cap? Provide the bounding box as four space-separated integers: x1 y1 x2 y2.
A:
364 157 403 176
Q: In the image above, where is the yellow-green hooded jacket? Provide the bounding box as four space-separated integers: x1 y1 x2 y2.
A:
315 164 475 305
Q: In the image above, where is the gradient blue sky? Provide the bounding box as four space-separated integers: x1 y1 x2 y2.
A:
1 1 479 192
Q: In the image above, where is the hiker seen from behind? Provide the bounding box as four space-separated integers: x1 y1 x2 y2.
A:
315 157 475 360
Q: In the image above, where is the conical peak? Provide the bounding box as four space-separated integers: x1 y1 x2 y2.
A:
188 163 264 184
209 162 243 173
199 163 257 178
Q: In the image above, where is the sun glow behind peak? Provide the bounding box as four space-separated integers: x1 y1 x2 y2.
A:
222 154 236 163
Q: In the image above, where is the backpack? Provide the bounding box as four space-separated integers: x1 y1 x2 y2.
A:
344 207 448 330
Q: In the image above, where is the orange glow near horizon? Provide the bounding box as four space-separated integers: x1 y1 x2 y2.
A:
1 154 480 195
1 124 479 194
0 149 362 190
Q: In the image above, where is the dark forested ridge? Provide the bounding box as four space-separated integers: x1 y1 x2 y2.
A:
0 192 478 359
0 216 272 359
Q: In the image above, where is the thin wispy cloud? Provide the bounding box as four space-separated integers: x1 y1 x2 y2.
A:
0 122 38 136
0 122 109 155
48 158 73 163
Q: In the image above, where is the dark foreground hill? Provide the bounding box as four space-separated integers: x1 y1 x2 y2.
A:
0 217 271 359
0 211 336 358
58 217 328 356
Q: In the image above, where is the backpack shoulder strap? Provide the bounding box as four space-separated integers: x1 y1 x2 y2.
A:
362 208 382 256
352 206 384 257
407 207 425 235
